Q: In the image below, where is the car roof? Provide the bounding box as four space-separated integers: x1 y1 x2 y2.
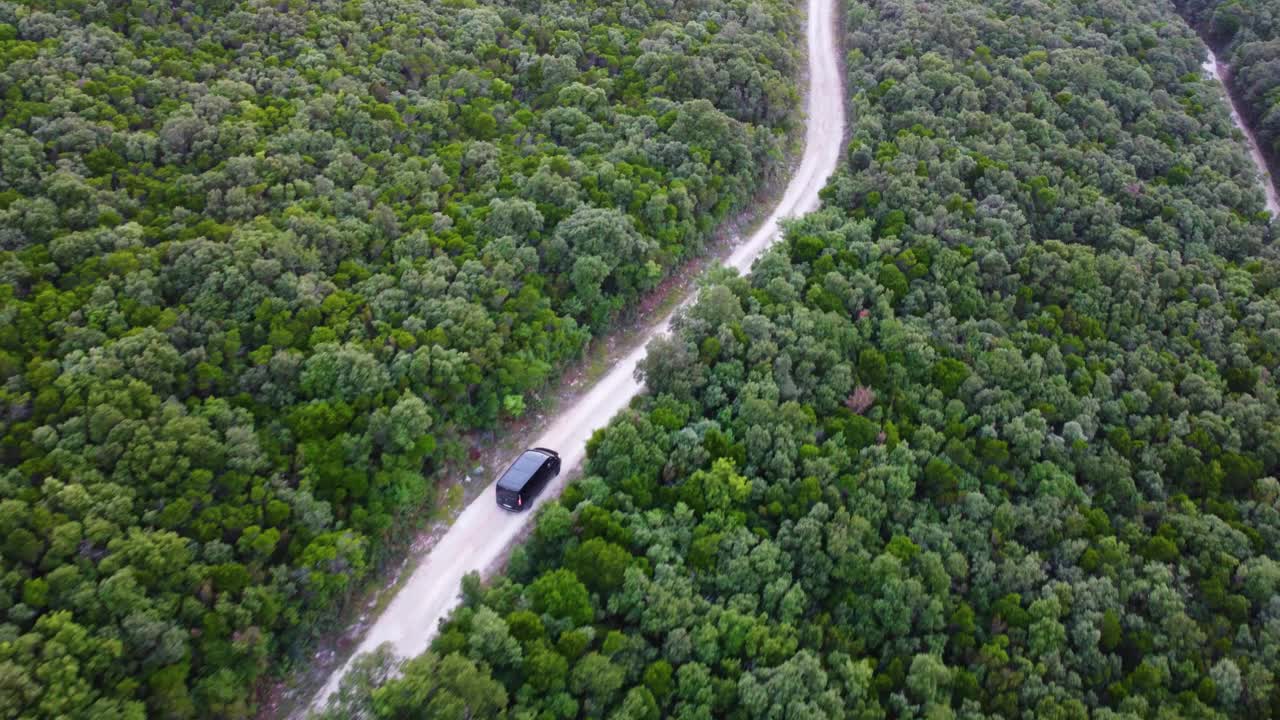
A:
496 450 550 490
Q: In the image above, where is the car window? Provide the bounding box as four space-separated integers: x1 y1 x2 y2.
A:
498 452 543 489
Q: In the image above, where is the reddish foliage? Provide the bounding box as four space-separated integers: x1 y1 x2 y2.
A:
845 385 876 415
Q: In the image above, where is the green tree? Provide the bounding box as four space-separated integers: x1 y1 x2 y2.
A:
373 652 507 720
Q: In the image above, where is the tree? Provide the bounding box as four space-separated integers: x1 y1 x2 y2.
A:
314 644 403 720
678 458 750 514
570 653 625 712
565 538 632 595
372 652 507 719
609 687 660 720
467 607 523 671
528 569 594 627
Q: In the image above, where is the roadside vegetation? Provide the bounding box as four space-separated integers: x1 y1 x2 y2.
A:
319 0 1280 717
0 0 801 714
1177 0 1280 172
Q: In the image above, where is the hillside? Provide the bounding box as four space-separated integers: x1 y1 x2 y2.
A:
319 0 1280 716
0 0 801 715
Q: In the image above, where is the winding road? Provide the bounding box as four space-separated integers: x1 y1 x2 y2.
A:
305 0 845 712
1203 49 1280 218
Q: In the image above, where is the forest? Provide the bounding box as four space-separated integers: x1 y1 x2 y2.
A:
317 0 1280 717
0 0 801 715
1176 0 1280 170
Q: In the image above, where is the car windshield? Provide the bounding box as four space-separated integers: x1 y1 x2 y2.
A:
497 452 542 490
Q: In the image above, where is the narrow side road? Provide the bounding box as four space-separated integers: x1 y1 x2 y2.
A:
304 0 845 712
1203 48 1280 218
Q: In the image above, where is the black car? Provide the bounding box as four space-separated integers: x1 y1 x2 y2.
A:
495 447 561 511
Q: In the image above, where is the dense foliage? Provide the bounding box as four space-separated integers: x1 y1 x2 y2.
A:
0 0 800 714
320 0 1280 717
1177 0 1280 170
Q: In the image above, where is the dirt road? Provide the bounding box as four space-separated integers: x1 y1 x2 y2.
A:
305 0 845 711
1203 49 1280 218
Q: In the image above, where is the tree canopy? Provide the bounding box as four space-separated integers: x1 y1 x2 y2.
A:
0 0 800 714
323 0 1280 716
1176 0 1280 174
